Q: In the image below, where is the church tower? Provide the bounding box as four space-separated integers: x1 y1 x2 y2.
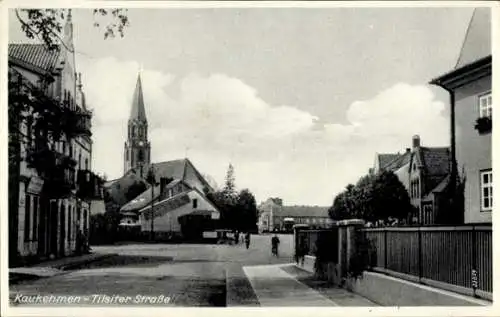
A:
124 73 151 178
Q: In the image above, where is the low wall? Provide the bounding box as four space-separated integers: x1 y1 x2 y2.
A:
347 271 491 306
297 255 315 273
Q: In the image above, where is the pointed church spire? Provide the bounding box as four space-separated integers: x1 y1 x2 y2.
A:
63 9 74 51
129 73 147 122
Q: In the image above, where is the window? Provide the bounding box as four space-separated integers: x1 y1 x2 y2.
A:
479 93 492 118
480 170 493 211
193 198 198 209
24 194 31 242
85 158 89 170
410 178 420 199
32 196 38 241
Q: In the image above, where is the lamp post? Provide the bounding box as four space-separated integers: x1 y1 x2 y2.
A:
147 166 156 241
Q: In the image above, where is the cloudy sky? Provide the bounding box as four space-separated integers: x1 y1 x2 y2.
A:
9 7 477 206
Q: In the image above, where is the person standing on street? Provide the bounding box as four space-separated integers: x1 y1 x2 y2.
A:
245 232 251 249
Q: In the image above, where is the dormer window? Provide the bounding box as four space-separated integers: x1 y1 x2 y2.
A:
479 92 492 118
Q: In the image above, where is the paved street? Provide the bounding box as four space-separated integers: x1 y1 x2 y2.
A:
10 234 295 307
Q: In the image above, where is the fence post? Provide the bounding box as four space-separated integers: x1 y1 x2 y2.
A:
384 228 388 269
471 225 478 298
418 227 422 281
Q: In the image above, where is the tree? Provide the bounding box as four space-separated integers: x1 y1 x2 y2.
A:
329 171 412 224
235 189 258 232
14 9 129 52
222 163 237 203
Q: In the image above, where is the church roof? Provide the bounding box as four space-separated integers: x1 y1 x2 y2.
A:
9 44 61 74
117 158 214 211
143 158 214 193
129 73 147 122
455 8 491 69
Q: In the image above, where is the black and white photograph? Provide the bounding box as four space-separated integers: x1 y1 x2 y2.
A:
1 1 496 314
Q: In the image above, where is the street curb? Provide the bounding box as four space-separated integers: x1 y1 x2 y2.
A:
9 253 117 285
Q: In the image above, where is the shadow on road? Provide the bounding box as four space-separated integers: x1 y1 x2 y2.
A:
68 255 174 270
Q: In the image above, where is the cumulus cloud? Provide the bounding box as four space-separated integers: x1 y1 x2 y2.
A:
79 56 449 205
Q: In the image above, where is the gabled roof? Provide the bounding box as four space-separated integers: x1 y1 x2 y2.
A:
129 73 147 122
136 158 214 193
139 190 192 214
378 154 400 169
409 146 450 197
429 8 492 89
384 151 411 171
9 44 61 74
420 147 450 176
148 159 187 181
455 8 491 69
120 178 187 212
118 158 214 211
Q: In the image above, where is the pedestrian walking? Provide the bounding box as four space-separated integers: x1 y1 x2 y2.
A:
245 232 251 249
234 230 239 244
271 234 280 257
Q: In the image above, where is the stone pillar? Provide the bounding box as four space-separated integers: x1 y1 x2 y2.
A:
336 219 365 284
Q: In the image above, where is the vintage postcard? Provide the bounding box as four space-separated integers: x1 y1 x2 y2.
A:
1 1 497 316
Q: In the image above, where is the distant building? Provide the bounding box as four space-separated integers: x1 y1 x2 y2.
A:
258 198 331 232
373 135 451 225
120 179 220 239
430 8 492 224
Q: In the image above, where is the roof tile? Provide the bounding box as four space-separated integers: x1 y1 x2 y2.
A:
9 44 61 73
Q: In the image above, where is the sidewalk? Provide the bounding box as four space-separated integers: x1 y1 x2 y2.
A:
9 252 115 284
243 264 338 306
242 264 377 307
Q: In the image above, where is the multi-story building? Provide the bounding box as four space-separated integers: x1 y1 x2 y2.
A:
372 135 451 225
430 8 492 224
8 11 102 264
258 198 332 232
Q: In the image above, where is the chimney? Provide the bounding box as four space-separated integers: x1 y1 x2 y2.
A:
412 135 420 149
